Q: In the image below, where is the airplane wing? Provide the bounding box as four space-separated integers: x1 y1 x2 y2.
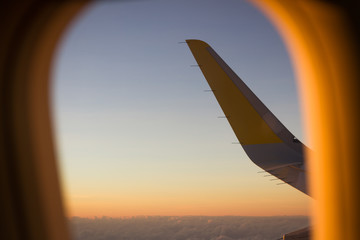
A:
186 39 309 195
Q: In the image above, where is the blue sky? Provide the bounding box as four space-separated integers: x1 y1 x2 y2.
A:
52 0 309 217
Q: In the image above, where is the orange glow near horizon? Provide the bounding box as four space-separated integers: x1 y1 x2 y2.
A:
60 166 310 218
61 169 310 218
64 192 309 218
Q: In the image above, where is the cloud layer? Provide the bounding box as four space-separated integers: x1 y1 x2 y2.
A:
69 216 309 240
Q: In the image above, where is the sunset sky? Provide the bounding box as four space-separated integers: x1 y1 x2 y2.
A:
52 0 311 218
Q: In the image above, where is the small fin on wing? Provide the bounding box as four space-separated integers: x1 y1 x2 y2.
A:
186 39 309 195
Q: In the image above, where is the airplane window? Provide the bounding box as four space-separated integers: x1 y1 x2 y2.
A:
52 1 310 239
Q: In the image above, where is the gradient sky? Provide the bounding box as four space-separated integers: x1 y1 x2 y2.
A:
52 0 311 217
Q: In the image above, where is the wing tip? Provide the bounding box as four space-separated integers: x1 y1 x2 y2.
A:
185 39 210 48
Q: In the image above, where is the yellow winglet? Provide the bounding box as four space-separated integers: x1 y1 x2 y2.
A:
186 39 282 145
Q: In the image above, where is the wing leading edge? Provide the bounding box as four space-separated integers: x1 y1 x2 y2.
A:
186 39 309 195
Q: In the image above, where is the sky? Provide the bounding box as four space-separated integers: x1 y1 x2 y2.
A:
52 0 311 218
